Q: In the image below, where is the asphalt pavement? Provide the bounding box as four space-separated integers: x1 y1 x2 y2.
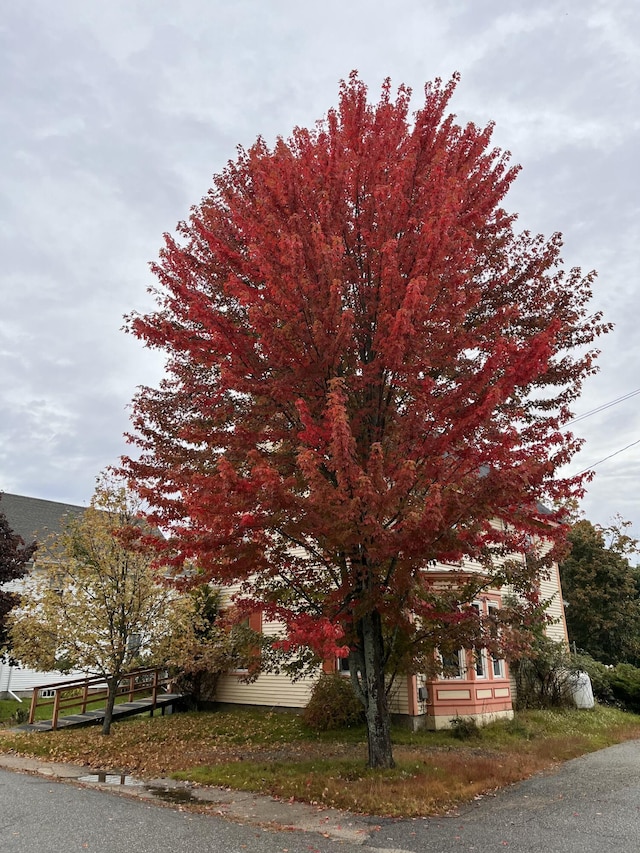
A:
1 740 640 852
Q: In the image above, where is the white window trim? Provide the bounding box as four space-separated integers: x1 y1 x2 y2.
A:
440 649 466 680
487 602 505 678
474 648 487 678
336 656 350 675
471 601 487 678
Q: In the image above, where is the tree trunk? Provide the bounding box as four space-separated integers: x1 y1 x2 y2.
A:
102 675 120 735
359 610 395 769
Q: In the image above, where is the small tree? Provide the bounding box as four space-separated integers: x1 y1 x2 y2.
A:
162 583 262 704
9 475 174 734
0 496 37 661
510 635 578 710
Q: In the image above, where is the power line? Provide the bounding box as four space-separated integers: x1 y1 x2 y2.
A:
575 438 640 476
563 387 640 476
566 387 640 427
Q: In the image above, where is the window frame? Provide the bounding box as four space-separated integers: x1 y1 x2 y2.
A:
487 602 505 678
471 601 487 678
440 648 466 680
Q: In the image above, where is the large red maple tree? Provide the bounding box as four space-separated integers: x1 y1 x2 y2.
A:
124 73 608 767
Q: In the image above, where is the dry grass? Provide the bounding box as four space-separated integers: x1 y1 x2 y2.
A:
2 706 640 816
174 745 554 816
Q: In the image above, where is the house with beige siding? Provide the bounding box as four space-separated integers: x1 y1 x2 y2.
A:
216 537 569 731
2 493 569 727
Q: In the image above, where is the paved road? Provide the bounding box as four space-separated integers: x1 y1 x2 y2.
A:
0 767 348 853
2 740 640 852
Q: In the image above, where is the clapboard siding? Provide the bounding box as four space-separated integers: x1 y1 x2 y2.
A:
540 562 569 644
215 670 318 707
388 678 410 715
0 662 85 696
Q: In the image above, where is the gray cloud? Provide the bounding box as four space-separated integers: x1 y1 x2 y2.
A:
1 0 639 545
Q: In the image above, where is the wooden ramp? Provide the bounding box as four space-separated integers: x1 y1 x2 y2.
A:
12 693 182 732
15 667 185 733
13 693 183 733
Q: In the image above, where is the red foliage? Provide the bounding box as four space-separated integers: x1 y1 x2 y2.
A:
123 73 608 760
272 613 349 661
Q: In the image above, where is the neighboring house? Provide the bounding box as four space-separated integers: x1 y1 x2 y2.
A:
0 493 87 699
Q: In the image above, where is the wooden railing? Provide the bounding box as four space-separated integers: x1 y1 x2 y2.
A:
28 666 172 730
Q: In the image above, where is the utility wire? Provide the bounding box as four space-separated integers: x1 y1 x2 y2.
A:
565 387 640 427
575 438 640 476
561 387 640 476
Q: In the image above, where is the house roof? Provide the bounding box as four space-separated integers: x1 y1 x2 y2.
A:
0 493 86 545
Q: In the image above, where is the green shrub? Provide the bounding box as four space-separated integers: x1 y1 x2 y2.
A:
449 715 481 739
575 659 640 713
608 663 640 713
302 673 365 731
511 636 577 710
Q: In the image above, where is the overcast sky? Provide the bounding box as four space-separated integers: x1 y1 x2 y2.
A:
1 1 638 542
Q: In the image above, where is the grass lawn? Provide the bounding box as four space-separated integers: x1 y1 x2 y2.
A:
1 705 640 816
0 698 59 725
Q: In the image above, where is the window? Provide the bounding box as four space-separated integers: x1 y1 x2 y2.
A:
487 603 504 678
441 649 465 679
337 655 350 674
127 633 142 655
48 569 65 595
232 611 262 673
471 603 486 678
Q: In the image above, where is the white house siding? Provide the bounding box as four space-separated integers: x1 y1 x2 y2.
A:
525 529 569 645
216 588 320 708
388 677 411 715
218 583 410 711
434 530 570 648
1 566 88 698
215 528 570 714
0 662 84 699
501 551 568 646
0 494 94 698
